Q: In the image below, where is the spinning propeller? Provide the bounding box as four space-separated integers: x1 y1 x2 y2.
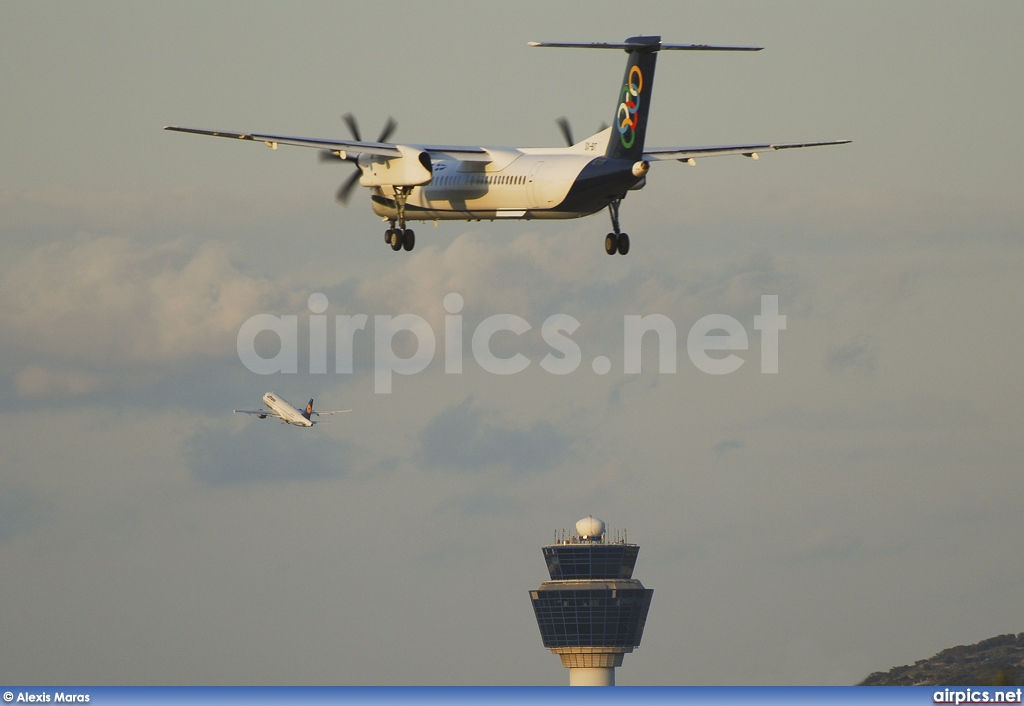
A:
319 113 397 205
555 117 609 147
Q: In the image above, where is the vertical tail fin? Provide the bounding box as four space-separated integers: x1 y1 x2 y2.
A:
529 37 763 160
304 399 314 420
606 36 662 161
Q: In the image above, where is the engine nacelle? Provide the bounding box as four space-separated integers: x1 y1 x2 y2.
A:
358 145 433 188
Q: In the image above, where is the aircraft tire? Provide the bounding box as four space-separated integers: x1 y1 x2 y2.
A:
617 233 630 255
390 230 403 251
605 234 618 255
403 229 415 251
385 228 394 244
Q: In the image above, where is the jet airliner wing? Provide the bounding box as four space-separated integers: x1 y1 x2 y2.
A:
234 408 281 418
164 126 492 161
644 140 851 161
311 409 352 416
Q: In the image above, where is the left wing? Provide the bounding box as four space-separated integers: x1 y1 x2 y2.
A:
311 409 352 416
644 140 851 162
164 126 492 162
234 408 280 418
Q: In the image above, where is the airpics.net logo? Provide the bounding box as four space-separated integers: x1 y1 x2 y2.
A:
236 293 787 394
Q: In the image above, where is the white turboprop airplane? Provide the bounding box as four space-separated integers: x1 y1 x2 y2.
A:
234 392 351 428
166 35 849 256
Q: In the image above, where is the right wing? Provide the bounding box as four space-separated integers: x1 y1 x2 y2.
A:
312 409 352 417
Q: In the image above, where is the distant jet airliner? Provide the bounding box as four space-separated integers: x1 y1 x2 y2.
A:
234 392 350 428
166 35 849 255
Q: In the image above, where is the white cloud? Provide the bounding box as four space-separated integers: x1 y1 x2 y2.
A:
0 184 317 235
14 364 105 398
1 234 300 396
355 230 605 327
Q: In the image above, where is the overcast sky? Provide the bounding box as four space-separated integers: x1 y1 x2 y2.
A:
2 0 1022 687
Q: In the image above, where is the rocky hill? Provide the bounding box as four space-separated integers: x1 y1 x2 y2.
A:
860 634 1024 686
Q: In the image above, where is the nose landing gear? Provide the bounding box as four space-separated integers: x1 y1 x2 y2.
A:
384 186 416 251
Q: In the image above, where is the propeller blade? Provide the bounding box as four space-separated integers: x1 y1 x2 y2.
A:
329 114 396 205
342 113 361 142
376 116 397 144
556 116 574 147
335 168 361 206
342 113 397 144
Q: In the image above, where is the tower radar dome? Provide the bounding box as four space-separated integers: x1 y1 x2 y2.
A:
576 516 605 539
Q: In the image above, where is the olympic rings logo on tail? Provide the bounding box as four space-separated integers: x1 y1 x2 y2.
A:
617 66 643 149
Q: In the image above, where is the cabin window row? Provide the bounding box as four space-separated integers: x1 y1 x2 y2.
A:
433 174 526 186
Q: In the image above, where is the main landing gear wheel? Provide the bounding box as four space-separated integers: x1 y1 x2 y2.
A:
605 198 630 255
605 232 630 255
385 227 415 252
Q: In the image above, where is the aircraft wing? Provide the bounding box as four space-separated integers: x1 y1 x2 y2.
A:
311 409 352 416
644 140 850 162
164 126 492 162
233 408 281 418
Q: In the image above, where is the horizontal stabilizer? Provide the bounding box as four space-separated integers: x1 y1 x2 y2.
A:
529 40 762 52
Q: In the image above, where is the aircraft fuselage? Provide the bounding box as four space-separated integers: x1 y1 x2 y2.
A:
262 392 314 427
370 150 645 222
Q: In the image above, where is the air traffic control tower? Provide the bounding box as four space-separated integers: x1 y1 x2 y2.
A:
529 517 654 686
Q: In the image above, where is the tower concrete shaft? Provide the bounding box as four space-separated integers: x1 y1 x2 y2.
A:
529 517 653 686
